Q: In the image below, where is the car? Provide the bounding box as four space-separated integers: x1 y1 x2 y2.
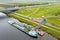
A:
8 18 38 38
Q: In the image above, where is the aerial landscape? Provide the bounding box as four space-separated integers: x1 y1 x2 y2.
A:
0 0 60 40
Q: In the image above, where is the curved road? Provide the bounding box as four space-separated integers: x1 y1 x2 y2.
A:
0 17 58 40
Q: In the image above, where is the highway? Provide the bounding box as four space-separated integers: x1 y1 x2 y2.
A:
0 16 58 40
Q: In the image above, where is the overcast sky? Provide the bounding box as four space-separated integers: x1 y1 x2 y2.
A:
0 0 60 2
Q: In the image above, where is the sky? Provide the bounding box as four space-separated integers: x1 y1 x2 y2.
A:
0 0 60 3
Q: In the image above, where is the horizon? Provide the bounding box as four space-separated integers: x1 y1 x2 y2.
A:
0 0 60 3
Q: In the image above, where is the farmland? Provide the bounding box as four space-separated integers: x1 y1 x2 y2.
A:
15 4 60 17
8 3 60 39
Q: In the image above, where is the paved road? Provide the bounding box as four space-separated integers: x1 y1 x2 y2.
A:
0 4 49 12
0 17 58 40
0 6 40 11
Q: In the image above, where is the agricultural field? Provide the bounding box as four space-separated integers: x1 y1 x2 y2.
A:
15 3 60 28
8 3 60 39
47 18 60 28
15 4 60 17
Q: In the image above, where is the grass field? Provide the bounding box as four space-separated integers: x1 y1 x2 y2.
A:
47 18 60 28
15 4 60 17
14 3 60 28
0 6 4 8
8 3 60 39
15 3 60 28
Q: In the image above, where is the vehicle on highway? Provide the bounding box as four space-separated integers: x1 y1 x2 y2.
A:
8 18 38 38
